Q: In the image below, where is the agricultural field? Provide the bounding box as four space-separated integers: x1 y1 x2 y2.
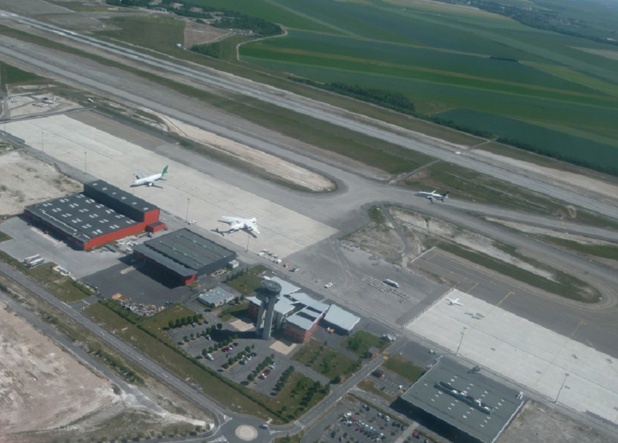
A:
185 0 618 174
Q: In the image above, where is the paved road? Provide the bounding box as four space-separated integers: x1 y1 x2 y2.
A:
1 15 618 222
0 261 242 441
1 11 618 440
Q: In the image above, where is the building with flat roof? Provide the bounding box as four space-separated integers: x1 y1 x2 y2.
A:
268 276 300 296
133 228 236 285
284 302 328 343
197 286 238 308
247 285 330 343
399 358 525 443
24 180 161 250
323 304 361 334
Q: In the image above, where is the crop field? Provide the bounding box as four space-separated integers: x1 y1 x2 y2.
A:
182 0 618 173
435 109 618 174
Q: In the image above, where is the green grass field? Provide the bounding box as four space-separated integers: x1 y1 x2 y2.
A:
383 355 425 383
342 330 388 357
0 61 45 87
186 0 618 174
435 109 618 174
293 339 359 379
27 262 92 303
225 266 266 295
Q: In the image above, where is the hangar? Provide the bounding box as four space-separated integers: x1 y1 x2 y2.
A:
132 228 236 286
399 358 524 443
24 180 162 250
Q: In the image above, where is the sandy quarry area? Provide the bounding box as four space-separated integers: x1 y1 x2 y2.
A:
0 301 119 436
0 149 82 216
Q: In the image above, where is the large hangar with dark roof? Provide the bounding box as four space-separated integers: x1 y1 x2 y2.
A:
132 228 236 285
24 180 162 250
398 358 524 443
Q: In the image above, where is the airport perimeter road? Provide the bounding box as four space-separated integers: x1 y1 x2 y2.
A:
0 261 236 439
0 291 166 415
0 21 618 221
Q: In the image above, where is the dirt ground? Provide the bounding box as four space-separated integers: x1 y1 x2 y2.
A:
157 114 335 192
0 149 82 217
184 17 230 47
499 401 616 443
0 300 119 436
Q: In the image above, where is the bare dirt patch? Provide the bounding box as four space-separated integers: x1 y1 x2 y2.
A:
0 301 119 436
156 113 336 192
344 219 402 259
500 401 616 443
184 18 230 47
389 208 557 280
0 149 82 216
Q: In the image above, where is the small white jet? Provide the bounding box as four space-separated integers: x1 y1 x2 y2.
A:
446 297 463 306
219 216 260 236
416 190 449 203
131 165 168 187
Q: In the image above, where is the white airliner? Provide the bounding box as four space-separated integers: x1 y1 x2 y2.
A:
219 216 260 236
416 190 449 203
131 165 168 187
446 297 463 306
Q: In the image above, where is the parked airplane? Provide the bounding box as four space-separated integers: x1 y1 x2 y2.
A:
446 297 463 306
219 216 260 236
131 165 168 187
416 190 449 203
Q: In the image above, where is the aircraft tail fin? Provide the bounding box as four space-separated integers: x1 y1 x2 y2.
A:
162 165 169 176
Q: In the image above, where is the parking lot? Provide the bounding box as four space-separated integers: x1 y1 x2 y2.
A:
0 217 122 278
300 395 434 443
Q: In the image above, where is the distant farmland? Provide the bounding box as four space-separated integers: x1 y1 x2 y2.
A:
434 109 618 175
185 0 618 174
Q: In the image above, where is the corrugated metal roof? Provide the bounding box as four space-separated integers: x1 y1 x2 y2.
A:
323 304 361 332
26 193 138 242
87 180 157 213
138 228 235 272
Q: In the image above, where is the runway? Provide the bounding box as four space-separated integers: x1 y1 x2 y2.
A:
2 11 618 437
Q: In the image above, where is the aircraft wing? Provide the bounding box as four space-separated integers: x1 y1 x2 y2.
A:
250 222 260 235
221 216 241 224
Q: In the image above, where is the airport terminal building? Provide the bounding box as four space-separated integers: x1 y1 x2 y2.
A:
399 358 525 443
24 180 162 250
132 228 236 286
247 276 360 342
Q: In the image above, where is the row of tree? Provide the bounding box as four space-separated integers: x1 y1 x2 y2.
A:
167 314 204 329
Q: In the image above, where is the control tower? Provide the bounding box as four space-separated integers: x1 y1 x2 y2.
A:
255 280 281 340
